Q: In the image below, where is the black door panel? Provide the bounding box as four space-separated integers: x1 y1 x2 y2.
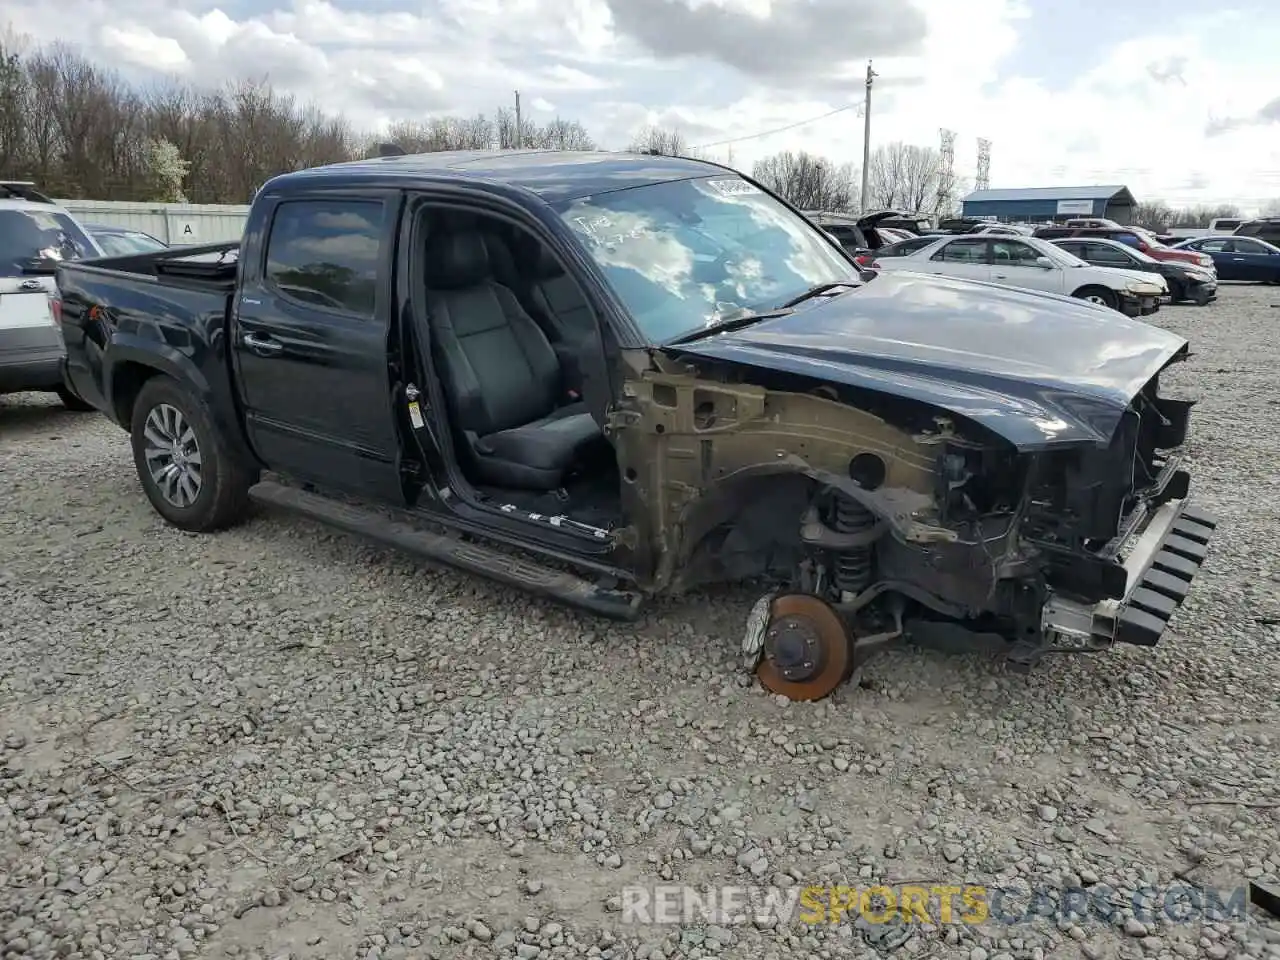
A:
231 193 405 503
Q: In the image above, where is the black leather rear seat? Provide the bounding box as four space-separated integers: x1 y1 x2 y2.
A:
422 230 601 491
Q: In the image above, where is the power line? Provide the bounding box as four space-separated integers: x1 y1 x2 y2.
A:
690 102 865 150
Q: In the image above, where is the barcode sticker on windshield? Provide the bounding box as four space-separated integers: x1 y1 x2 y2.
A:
706 179 761 197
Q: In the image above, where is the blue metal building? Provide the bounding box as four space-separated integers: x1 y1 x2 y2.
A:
960 185 1136 224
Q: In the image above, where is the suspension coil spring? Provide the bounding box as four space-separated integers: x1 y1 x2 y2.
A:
829 494 876 593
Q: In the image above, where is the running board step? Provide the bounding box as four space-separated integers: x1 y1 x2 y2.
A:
248 481 644 621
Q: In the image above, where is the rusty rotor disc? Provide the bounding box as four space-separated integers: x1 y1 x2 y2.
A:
755 594 852 702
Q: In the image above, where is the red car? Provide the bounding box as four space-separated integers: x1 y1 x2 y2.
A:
1033 225 1215 272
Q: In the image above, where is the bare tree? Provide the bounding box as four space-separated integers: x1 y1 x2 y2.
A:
1132 200 1175 229
1262 198 1280 218
627 125 692 157
1166 203 1243 228
0 27 604 203
865 142 950 216
751 151 855 211
532 117 595 151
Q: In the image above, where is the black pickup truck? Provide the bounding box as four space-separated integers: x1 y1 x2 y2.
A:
55 149 1216 701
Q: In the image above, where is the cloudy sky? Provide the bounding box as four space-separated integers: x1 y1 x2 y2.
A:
6 0 1280 211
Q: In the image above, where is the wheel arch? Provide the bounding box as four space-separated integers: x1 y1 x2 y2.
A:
1069 282 1119 301
105 344 257 468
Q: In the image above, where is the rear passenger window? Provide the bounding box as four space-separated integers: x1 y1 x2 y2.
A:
265 200 385 317
933 238 987 262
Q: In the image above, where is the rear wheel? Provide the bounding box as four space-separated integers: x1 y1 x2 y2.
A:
129 376 255 532
1071 285 1118 311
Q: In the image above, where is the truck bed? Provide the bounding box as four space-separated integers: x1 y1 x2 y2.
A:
60 241 241 291
55 241 243 423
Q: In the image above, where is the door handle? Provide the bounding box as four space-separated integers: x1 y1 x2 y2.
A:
993 273 1008 279
1231 257 1244 261
243 332 284 356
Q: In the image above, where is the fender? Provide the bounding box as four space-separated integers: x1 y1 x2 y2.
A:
103 334 258 468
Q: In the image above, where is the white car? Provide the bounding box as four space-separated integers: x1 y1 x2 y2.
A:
870 234 1167 317
0 182 103 408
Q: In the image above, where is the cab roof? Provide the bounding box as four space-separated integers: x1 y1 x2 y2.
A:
267 150 731 204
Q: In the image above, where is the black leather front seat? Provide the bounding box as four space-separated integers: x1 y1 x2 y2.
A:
528 245 597 347
424 231 602 491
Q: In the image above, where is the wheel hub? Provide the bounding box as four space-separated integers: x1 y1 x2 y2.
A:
142 403 203 509
754 594 853 702
764 615 824 682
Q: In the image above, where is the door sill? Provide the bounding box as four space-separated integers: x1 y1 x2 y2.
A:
249 480 644 620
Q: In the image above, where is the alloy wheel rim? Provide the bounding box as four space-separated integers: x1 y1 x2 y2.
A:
143 403 203 508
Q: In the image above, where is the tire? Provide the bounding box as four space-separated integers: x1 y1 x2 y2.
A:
1167 279 1186 304
54 384 95 412
129 376 255 532
1071 285 1119 311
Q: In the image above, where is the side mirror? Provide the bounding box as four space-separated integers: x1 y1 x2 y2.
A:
1035 256 1055 268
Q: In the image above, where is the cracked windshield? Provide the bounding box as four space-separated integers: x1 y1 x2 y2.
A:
557 175 860 342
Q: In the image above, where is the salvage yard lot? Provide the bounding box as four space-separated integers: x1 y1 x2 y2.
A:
2 285 1279 960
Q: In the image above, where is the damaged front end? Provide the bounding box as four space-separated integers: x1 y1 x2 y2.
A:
614 344 1215 698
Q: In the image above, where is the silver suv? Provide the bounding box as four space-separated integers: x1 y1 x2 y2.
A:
0 182 102 409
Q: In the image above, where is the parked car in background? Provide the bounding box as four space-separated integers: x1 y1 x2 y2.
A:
1170 234 1280 283
0 181 99 409
865 234 945 263
872 233 1166 315
934 218 1034 237
1033 224 1214 271
973 223 1035 236
876 226 915 244
86 224 168 256
52 149 1215 697
1166 219 1243 241
1233 218 1280 249
1064 217 1125 230
1049 236 1217 305
874 214 932 235
804 210 914 255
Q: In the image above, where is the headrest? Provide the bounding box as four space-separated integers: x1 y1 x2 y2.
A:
532 243 565 280
423 232 490 289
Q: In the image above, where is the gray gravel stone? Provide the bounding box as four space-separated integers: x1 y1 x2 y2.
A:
2 286 1279 959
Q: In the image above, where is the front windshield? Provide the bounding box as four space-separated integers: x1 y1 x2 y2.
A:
1131 227 1164 248
1119 243 1157 263
95 232 166 256
1032 237 1089 268
555 175 860 342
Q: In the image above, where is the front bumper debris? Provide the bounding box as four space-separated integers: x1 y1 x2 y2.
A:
1117 292 1160 317
1041 497 1217 651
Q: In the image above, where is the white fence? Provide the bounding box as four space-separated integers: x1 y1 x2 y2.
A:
56 199 249 245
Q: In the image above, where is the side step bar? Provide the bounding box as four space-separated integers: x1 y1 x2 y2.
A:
248 481 644 621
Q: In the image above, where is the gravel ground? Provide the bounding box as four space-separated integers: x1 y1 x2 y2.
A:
2 284 1279 960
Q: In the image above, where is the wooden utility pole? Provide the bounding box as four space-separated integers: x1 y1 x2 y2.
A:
514 90 522 149
860 61 876 213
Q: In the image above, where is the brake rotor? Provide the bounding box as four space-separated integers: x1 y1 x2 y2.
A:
755 594 852 701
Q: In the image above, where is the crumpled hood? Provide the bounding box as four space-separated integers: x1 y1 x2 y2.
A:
1091 265 1167 289
666 271 1189 451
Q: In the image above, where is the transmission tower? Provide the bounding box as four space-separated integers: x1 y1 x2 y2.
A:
937 128 956 214
975 138 991 191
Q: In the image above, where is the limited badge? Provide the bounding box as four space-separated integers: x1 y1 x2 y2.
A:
407 401 424 428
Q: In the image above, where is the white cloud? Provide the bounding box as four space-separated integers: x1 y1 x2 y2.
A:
4 0 1280 211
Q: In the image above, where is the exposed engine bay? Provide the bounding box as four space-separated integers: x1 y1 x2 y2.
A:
616 348 1216 700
